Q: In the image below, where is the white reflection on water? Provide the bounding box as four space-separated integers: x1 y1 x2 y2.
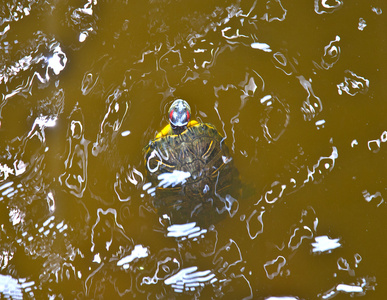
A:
362 190 384 207
114 166 144 202
214 100 227 143
73 0 97 43
117 245 149 270
0 38 67 118
367 139 380 153
158 170 191 188
262 207 318 279
164 266 216 293
319 277 376 299
315 119 325 130
215 191 239 218
273 52 293 75
364 128 387 154
303 146 338 184
288 226 314 251
371 7 382 15
314 0 343 15
141 255 181 286
246 209 264 239
59 106 89 198
0 165 14 181
251 42 272 52
264 255 286 280
337 70 369 96
92 88 130 156
167 222 207 240
0 274 33 300
312 236 341 253
358 18 367 31
141 169 191 197
9 207 24 225
47 44 67 76
261 0 287 22
261 95 290 143
298 75 322 121
318 36 341 70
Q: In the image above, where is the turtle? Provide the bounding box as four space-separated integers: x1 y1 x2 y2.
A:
144 99 239 225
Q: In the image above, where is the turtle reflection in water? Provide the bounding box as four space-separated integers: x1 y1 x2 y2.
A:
144 99 239 225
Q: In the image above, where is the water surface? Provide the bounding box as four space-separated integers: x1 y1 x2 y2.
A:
0 0 386 299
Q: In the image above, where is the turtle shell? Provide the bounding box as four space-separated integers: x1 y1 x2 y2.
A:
144 123 239 224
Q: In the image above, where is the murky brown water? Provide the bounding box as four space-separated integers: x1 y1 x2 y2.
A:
0 0 386 299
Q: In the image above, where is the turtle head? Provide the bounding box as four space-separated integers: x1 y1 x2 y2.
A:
168 99 191 135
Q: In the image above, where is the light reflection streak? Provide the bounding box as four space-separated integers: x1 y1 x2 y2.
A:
90 208 126 253
312 236 341 253
221 26 249 41
0 164 14 181
273 52 293 75
214 101 228 147
92 88 130 156
319 277 376 299
261 95 290 142
0 274 30 300
59 106 89 198
371 7 382 15
358 18 367 31
238 71 265 109
213 239 243 275
25 116 57 143
315 119 325 130
337 256 356 276
261 0 287 22
114 166 144 202
0 38 67 117
303 146 338 185
262 208 318 280
362 190 384 207
246 146 338 244
288 226 313 251
214 171 239 217
164 266 216 293
117 245 149 269
167 222 207 239
264 255 286 280
337 70 369 96
71 0 97 43
9 207 24 225
0 1 34 36
367 139 380 153
251 42 272 52
272 50 323 122
246 209 264 239
81 55 110 95
298 75 322 121
319 36 341 70
230 113 239 153
141 256 181 285
158 170 191 188
314 0 343 15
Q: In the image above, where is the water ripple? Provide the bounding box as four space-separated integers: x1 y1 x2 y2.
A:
314 0 343 15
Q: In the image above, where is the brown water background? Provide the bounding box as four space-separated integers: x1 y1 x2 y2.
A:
0 0 386 299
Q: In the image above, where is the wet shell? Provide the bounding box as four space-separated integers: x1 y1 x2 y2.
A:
144 123 238 224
